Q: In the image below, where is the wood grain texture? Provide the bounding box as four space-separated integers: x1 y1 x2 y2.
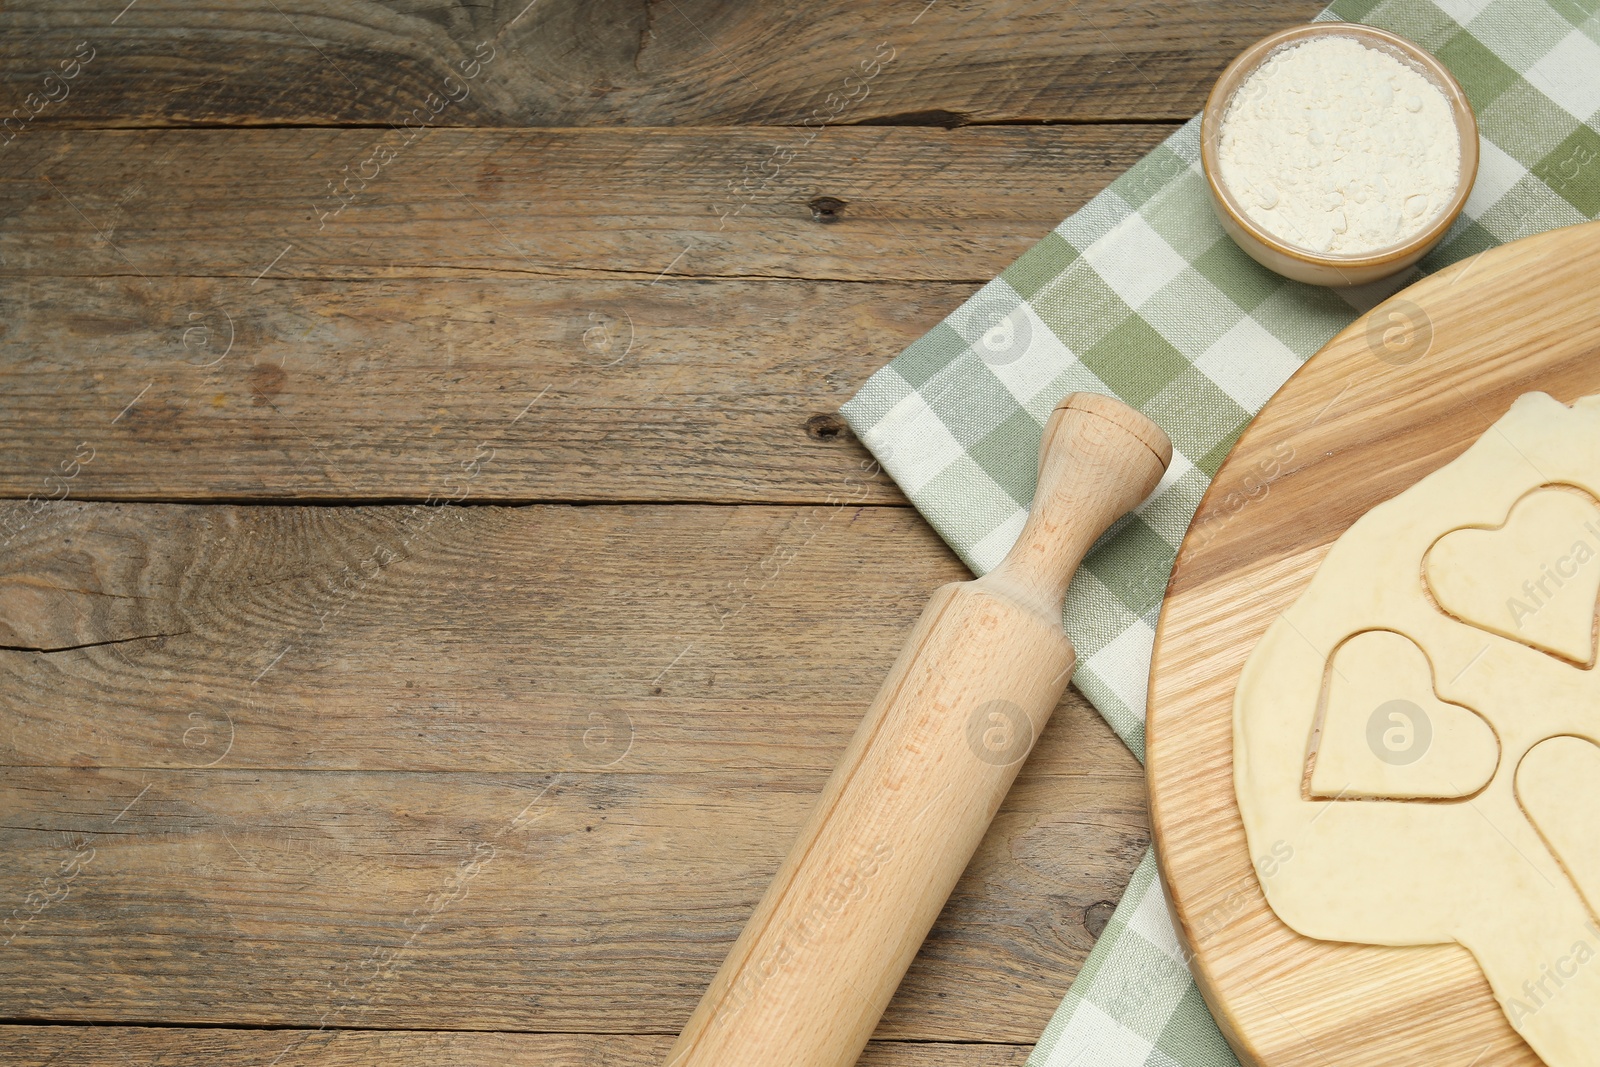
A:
0 500 1148 1039
0 1028 1034 1067
0 762 1142 1038
1146 222 1600 1066
0 125 1173 505
0 0 1259 1059
0 0 1323 128
0 500 1085 772
0 274 929 504
0 127 1170 282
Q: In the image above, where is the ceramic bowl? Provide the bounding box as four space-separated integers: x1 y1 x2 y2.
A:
1199 23 1478 287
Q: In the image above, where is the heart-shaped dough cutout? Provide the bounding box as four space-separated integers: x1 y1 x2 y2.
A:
1518 735 1600 920
1426 488 1600 666
1309 630 1499 800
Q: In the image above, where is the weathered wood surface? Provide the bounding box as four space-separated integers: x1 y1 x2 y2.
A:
0 0 1246 1059
0 275 923 505
0 502 1148 1039
0 1028 1035 1067
1 127 1170 282
0 762 1144 1037
0 500 1147 776
0 125 1172 504
1 0 1323 128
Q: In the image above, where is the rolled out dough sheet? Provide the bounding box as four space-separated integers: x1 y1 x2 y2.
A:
1235 392 1600 1067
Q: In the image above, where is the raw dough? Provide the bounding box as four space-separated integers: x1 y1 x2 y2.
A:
1308 629 1498 800
1236 392 1600 1067
1518 737 1600 912
1426 488 1600 666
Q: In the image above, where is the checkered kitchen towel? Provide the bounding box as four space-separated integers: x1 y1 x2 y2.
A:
841 1 1600 1063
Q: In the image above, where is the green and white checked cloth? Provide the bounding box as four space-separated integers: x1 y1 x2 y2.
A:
841 1 1600 1063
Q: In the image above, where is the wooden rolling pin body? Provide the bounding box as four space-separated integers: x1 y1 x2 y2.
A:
666 393 1172 1067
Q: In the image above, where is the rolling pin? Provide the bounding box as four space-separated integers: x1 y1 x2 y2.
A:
665 392 1172 1067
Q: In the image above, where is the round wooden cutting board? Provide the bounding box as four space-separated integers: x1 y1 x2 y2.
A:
1146 220 1600 1067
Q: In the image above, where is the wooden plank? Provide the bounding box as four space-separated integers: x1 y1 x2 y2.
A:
0 275 935 504
0 0 1326 129
0 1028 1034 1066
0 760 1144 1037
0 499 1146 1038
1 127 1172 282
0 501 1139 778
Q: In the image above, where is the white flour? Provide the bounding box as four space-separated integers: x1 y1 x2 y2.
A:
1218 36 1460 255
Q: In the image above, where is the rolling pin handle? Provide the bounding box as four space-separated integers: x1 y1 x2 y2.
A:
984 393 1174 620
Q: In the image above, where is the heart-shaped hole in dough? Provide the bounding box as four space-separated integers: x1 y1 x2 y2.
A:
1426 487 1600 667
1308 629 1499 801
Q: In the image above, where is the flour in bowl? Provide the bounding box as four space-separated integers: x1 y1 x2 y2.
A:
1217 35 1461 255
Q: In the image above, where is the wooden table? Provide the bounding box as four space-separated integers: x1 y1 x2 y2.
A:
0 3 1320 1063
